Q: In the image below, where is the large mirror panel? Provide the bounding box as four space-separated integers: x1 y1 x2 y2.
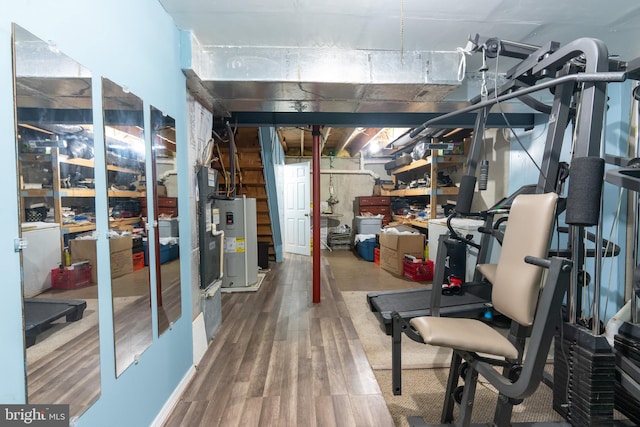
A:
102 78 152 376
13 24 100 417
151 107 181 336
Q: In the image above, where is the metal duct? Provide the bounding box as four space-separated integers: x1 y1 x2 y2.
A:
182 35 463 117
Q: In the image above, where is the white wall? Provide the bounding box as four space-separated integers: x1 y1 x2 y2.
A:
284 156 384 231
469 129 511 212
0 2 193 426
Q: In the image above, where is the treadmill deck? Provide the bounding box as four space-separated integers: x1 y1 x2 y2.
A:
367 283 492 335
24 298 87 347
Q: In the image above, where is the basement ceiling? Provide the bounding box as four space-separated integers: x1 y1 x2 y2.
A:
160 0 640 157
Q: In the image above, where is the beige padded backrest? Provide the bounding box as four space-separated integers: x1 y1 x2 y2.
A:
492 192 558 326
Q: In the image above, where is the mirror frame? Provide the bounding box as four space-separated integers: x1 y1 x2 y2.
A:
102 77 153 377
13 23 101 418
150 106 181 336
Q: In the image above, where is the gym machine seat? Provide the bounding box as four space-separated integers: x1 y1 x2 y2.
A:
392 193 570 426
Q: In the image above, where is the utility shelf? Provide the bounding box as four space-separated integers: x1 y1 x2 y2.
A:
108 189 144 198
107 164 140 175
60 156 94 168
387 151 464 219
391 155 464 179
21 189 52 197
59 188 95 197
62 223 96 234
382 186 459 197
391 215 429 229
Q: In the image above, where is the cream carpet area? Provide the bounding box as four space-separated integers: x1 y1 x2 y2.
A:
341 290 567 426
374 368 565 427
342 291 453 370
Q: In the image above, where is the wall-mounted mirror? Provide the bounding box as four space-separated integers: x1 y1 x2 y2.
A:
102 78 152 376
12 24 100 417
150 107 181 336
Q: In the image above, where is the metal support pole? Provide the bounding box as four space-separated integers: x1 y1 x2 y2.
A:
312 125 321 304
592 186 605 333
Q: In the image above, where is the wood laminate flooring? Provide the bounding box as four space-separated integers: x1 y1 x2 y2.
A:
164 251 396 427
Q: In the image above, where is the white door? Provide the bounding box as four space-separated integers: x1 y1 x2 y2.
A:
284 162 310 255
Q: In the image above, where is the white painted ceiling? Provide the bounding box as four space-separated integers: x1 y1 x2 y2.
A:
159 0 640 155
162 0 640 57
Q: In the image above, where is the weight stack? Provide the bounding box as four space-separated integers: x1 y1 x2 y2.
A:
614 322 640 426
553 323 615 426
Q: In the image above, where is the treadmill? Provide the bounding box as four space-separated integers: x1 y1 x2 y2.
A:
367 185 536 335
24 298 87 347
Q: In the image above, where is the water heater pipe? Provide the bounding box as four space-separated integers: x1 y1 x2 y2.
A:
242 195 249 287
225 122 236 197
211 225 224 280
318 169 378 178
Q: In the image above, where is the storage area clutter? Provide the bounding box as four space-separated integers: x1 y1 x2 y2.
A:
378 226 425 275
70 231 133 283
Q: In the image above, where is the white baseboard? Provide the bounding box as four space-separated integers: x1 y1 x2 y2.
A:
192 312 208 365
150 365 196 427
151 314 209 427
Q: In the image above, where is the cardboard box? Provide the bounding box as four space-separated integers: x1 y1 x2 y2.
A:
70 235 133 282
379 231 425 275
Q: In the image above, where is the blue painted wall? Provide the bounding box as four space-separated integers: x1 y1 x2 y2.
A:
0 2 193 426
509 81 634 323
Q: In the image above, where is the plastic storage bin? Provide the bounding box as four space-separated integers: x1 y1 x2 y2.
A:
357 238 376 262
355 216 383 234
159 218 179 238
51 263 92 289
403 258 434 281
143 241 179 265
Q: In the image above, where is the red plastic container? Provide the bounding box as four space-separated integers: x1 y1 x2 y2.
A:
132 252 145 271
403 258 434 281
374 247 380 265
51 264 92 289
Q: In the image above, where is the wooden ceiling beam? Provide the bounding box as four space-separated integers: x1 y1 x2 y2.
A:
277 128 288 152
334 127 357 154
320 126 332 153
344 127 383 157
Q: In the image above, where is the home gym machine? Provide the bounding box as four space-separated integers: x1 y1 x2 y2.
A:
367 34 613 334
388 34 640 426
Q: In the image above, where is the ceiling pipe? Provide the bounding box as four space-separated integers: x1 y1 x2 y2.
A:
318 169 378 178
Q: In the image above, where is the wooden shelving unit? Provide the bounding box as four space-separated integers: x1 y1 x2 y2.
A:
390 214 429 229
19 148 144 254
383 151 464 220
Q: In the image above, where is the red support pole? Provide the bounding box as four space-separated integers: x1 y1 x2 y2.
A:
312 125 321 303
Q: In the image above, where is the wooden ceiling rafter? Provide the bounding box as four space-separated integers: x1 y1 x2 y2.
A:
344 127 383 157
320 126 332 152
277 128 288 152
